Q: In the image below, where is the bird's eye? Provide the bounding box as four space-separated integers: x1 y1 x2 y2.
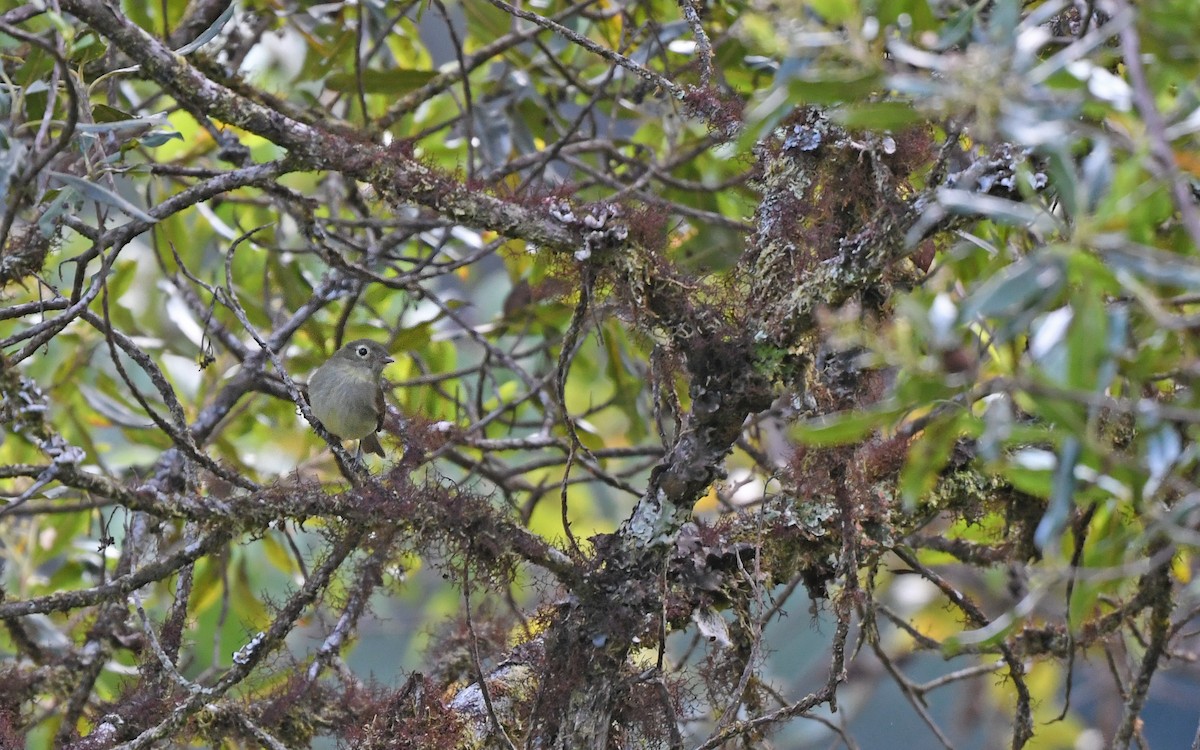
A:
357 346 369 357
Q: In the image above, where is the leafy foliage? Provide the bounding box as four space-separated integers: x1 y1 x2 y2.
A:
2 0 1200 748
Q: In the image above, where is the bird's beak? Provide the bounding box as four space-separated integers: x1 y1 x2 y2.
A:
384 355 395 364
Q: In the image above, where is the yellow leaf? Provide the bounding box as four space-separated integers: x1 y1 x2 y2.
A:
1173 550 1192 584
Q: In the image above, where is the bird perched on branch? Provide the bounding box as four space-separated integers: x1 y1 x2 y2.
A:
308 339 393 460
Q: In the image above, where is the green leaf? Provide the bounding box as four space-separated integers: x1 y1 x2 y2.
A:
958 253 1065 323
1098 237 1200 290
1066 282 1106 393
807 0 857 24
938 189 1055 228
326 68 439 95
931 4 978 50
15 47 53 86
1002 450 1054 498
138 130 185 148
176 3 236 55
794 404 899 446
1044 146 1079 218
1034 436 1081 549
787 71 882 105
391 322 434 352
1080 138 1113 214
90 104 135 123
832 101 924 130
1021 391 1087 434
262 532 298 575
48 171 156 223
68 30 107 64
900 413 963 507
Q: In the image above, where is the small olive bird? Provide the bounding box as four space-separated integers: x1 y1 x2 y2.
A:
307 339 393 459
